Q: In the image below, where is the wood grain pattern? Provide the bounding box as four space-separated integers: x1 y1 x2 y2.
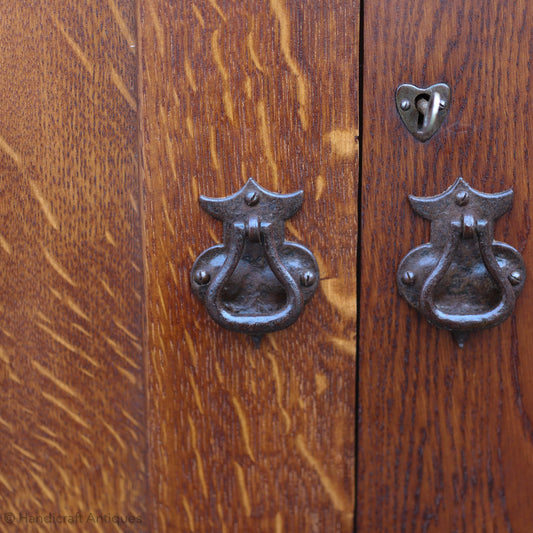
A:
358 0 533 531
0 1 145 530
139 1 358 530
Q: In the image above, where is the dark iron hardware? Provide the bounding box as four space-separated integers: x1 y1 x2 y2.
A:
396 83 450 141
191 179 319 342
397 178 525 346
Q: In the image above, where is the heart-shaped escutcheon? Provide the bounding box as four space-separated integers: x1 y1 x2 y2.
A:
395 83 451 141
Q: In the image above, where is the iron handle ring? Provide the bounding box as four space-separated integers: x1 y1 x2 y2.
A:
421 91 441 137
419 219 516 331
204 221 304 335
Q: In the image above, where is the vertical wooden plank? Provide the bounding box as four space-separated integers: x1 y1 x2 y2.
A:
0 0 145 526
139 0 358 530
358 0 533 531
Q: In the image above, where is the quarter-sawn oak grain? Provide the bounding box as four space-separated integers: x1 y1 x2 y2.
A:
358 0 533 531
139 0 358 531
0 1 145 530
8 1 531 531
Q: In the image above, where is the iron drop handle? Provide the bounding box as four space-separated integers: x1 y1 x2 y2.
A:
191 179 319 341
397 178 525 346
419 219 516 330
204 220 303 333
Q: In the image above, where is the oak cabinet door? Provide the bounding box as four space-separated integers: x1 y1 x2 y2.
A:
0 0 146 527
358 0 533 532
139 2 358 531
1 1 357 532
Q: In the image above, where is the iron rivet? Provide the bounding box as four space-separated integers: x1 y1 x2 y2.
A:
509 271 522 286
300 271 315 287
400 100 411 111
245 192 260 206
439 100 447 109
194 270 210 285
455 191 469 206
402 271 416 286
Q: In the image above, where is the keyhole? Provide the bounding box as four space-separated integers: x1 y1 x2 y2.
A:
415 94 430 130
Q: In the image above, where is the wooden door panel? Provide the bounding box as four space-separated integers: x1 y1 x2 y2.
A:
0 1 145 528
139 1 358 531
8 0 532 531
358 0 533 531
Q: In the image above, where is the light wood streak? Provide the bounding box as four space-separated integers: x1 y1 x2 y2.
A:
321 278 357 318
188 415 208 499
275 512 283 533
295 434 351 512
0 346 9 365
328 336 356 356
207 0 227 22
12 443 37 461
324 129 359 159
216 503 228 533
182 497 195 531
113 317 140 341
32 360 78 397
211 30 234 123
246 32 264 72
41 246 77 286
0 472 14 492
100 278 117 300
233 461 252 517
41 391 90 429
192 5 205 27
266 352 291 432
50 13 94 76
0 234 12 255
147 0 165 56
0 134 22 167
184 330 198 366
102 334 141 369
107 0 135 46
36 322 78 354
102 420 127 451
105 229 117 247
209 125 221 170
34 434 67 456
28 471 55 502
285 221 302 241
185 56 197 92
0 415 13 432
110 65 137 111
231 396 256 462
269 0 309 130
314 174 325 200
66 297 91 322
187 370 205 414
315 373 327 395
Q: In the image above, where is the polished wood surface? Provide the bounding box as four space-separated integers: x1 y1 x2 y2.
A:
5 1 532 531
0 1 145 530
139 0 358 530
358 0 533 531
